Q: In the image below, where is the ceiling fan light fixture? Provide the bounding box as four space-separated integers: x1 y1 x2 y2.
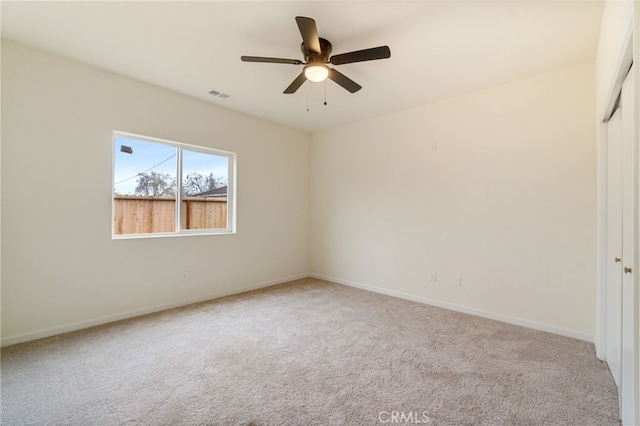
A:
241 16 390 94
304 64 329 82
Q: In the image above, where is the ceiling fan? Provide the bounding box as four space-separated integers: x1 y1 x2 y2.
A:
241 16 391 94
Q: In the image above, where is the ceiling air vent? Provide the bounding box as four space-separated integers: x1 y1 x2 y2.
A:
209 89 231 100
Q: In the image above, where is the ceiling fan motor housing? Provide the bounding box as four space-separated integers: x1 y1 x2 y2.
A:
302 38 332 63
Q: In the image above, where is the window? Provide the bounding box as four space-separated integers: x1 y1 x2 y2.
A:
112 131 235 238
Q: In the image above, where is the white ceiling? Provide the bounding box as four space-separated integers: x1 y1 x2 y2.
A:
1 1 603 133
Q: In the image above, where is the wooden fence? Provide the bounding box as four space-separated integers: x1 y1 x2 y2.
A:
113 195 227 235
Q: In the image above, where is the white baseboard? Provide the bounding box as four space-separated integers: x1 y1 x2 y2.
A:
309 273 594 343
0 273 309 347
2 272 593 347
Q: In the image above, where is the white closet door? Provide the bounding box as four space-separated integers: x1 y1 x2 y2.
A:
620 64 636 426
606 105 623 389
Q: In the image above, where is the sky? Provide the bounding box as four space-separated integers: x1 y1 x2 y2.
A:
113 135 229 195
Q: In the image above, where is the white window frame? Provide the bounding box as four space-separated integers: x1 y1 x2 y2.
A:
112 131 236 239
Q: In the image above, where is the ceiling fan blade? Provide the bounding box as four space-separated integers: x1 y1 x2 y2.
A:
329 46 391 65
328 68 362 93
283 72 307 94
241 56 303 65
295 16 321 55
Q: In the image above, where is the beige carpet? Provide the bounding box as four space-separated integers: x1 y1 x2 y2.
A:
1 278 620 425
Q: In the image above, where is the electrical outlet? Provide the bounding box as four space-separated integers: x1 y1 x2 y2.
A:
181 272 189 281
431 141 438 152
429 271 437 282
453 275 462 287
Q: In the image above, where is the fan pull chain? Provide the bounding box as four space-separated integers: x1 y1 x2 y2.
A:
306 87 309 112
324 81 328 106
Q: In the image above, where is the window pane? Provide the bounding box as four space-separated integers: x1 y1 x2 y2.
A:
181 149 229 230
113 137 177 235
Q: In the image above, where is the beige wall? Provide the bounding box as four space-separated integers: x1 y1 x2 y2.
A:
1 40 311 344
310 62 597 339
2 39 601 344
